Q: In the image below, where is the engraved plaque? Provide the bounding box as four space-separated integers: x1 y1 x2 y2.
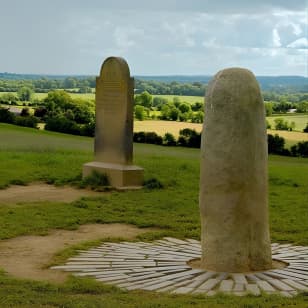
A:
94 57 134 165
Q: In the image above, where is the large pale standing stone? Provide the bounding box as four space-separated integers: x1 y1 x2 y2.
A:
83 57 143 188
199 68 272 272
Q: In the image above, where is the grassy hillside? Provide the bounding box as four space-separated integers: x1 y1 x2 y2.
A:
0 123 307 307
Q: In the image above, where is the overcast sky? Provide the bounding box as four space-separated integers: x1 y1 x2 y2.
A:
0 0 307 76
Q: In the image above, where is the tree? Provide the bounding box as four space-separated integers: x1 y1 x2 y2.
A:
20 107 30 117
173 97 181 107
134 105 145 120
135 91 152 108
169 107 179 121
267 134 285 154
160 104 171 120
0 93 18 105
274 118 293 131
152 96 168 107
297 102 308 113
264 102 273 116
63 77 77 89
178 102 191 114
191 111 204 123
17 86 34 102
0 107 15 123
44 90 73 112
191 102 204 112
163 133 176 146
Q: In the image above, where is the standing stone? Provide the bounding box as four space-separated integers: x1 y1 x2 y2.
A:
83 57 143 188
199 68 272 272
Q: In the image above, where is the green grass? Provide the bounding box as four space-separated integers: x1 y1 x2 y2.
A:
1 92 204 104
267 114 308 132
0 123 308 307
154 94 203 104
0 91 95 101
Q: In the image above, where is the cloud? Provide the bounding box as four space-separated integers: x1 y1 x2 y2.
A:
0 0 307 75
54 0 307 14
287 38 308 49
272 29 282 47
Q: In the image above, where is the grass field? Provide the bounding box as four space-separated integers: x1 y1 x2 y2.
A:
0 91 95 101
134 120 203 137
134 120 308 146
267 114 308 132
153 94 204 104
0 123 307 307
1 92 204 104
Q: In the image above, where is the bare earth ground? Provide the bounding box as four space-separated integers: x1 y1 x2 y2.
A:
0 224 152 283
0 184 155 283
0 183 102 205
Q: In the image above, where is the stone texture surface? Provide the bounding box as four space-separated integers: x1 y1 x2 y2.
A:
95 57 134 165
83 57 143 188
199 68 272 272
52 238 308 297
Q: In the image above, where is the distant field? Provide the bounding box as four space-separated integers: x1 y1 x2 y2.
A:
267 129 308 147
267 114 308 132
1 92 203 104
0 92 95 101
33 92 95 100
134 120 308 145
153 94 203 104
134 120 202 137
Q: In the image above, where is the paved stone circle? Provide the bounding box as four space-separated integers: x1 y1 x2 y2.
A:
51 237 308 297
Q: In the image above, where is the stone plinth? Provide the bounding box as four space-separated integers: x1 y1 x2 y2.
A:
83 57 143 189
83 162 144 189
199 68 272 272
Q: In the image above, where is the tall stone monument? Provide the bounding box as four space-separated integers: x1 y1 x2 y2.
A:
83 57 143 189
199 68 272 272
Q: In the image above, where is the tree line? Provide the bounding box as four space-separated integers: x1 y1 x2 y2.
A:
133 129 308 158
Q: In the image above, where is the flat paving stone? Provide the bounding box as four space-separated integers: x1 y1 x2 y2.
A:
219 279 234 292
246 284 260 295
51 238 308 297
256 280 276 292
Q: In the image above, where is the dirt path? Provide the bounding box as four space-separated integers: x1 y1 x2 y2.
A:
0 224 153 283
0 184 156 283
0 183 102 205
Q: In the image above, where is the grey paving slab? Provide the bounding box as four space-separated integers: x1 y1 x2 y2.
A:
219 279 234 292
268 279 295 291
264 271 302 281
171 287 194 294
196 278 221 291
127 273 164 282
231 273 247 284
282 279 308 291
245 274 260 282
142 280 179 291
256 280 276 292
184 272 216 289
233 283 245 292
246 284 260 295
271 269 308 280
163 237 190 245
51 238 308 297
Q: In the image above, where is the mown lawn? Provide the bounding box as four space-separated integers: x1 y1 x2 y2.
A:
0 123 307 307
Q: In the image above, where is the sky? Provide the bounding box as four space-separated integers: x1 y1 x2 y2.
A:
0 0 307 76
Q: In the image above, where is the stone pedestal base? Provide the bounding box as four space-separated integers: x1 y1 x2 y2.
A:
83 161 144 189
